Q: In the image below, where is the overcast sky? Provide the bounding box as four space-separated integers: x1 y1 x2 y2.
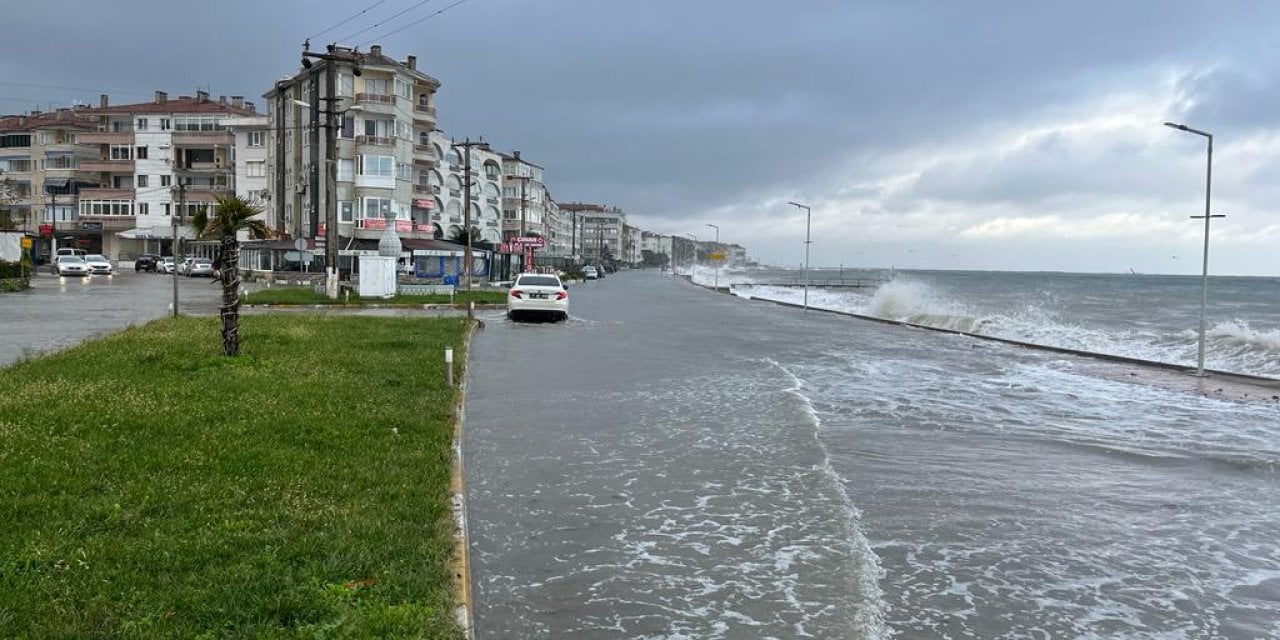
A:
5 1 1280 274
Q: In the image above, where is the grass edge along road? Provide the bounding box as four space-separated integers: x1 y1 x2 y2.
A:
244 286 506 307
0 315 470 638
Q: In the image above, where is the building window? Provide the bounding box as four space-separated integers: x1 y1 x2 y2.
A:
339 201 353 223
163 203 171 216
361 197 392 220
160 118 170 131
337 158 354 182
138 203 149 215
136 118 148 131
136 146 148 159
339 73 354 97
339 115 354 139
248 131 264 147
363 119 394 139
137 175 149 188
110 145 132 160
364 77 390 96
396 163 411 181
160 175 171 187
245 161 266 178
359 154 394 177
395 78 412 101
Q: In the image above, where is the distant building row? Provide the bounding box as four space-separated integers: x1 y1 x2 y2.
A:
0 44 744 269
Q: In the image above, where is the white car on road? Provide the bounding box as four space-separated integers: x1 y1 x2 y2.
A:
83 254 114 275
507 273 569 322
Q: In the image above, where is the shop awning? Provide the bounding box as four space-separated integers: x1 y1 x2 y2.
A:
116 226 193 240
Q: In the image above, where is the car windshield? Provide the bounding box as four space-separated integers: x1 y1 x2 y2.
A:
87 255 107 261
61 257 85 264
516 276 561 287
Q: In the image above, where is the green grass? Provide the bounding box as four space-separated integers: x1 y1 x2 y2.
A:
0 315 470 638
243 287 507 307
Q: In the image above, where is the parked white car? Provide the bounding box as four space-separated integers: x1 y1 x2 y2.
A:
583 265 599 280
83 254 113 275
157 257 176 274
507 273 569 322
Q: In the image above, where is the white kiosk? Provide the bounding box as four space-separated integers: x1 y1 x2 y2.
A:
358 212 399 298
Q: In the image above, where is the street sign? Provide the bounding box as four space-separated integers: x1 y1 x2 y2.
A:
20 237 32 249
709 252 726 261
510 236 545 247
293 238 307 252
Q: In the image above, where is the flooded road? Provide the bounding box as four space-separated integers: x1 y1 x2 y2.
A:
0 271 222 368
464 270 1280 639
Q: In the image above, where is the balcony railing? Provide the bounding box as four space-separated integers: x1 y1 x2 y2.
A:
172 131 234 146
80 159 135 173
413 144 438 158
355 93 395 105
173 160 231 173
79 188 136 199
448 188 461 197
413 104 437 118
356 135 394 147
78 131 133 145
486 196 498 204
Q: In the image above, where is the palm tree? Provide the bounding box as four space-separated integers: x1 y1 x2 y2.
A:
191 194 272 356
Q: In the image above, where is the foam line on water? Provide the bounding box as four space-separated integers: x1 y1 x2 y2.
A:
764 356 890 638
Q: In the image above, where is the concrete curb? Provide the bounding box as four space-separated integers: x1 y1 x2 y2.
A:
452 321 478 638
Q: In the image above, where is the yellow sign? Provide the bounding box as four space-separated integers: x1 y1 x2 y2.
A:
20 237 32 249
709 252 726 261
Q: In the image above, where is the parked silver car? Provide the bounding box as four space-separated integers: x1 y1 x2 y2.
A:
184 258 216 278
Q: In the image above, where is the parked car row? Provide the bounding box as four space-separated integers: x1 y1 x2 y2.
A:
138 254 217 278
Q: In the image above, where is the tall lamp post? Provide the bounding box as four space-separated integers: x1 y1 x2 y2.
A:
684 233 697 277
705 223 719 290
787 201 812 310
1164 121 1223 377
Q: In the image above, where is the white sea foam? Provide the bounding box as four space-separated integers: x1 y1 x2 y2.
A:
741 277 1280 378
765 357 891 639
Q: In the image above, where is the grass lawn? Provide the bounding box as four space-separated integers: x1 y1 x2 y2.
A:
244 287 507 307
0 315 470 638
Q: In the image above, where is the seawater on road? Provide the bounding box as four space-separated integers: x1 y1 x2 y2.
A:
465 270 1280 639
0 271 222 368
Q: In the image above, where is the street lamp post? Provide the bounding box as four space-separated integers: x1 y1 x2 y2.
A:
787 202 812 310
684 233 697 278
1164 122 1223 376
705 223 719 290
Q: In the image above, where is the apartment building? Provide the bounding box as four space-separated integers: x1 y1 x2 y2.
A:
0 92 255 259
427 131 503 246
500 151 548 242
0 108 97 259
640 231 672 265
561 203 626 264
225 115 271 208
264 44 441 259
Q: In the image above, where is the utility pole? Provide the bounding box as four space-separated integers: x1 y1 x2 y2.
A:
307 61 320 243
273 80 288 237
172 183 186 317
323 50 338 299
453 138 485 319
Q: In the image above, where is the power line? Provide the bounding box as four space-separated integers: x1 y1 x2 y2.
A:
337 0 438 43
307 0 389 40
358 0 474 47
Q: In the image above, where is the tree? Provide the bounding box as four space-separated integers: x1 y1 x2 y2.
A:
191 195 273 356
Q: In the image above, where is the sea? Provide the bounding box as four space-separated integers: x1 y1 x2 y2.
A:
464 268 1280 639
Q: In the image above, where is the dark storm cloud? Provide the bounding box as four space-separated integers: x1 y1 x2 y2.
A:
5 1 1280 271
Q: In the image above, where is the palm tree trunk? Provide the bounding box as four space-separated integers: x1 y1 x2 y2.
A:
219 234 241 356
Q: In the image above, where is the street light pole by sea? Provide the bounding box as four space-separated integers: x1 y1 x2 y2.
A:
1164 121 1224 377
706 223 719 290
787 202 812 310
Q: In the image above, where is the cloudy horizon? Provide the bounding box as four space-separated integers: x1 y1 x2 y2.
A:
5 1 1279 275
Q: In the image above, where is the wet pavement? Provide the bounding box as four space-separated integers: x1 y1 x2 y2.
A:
0 270 222 368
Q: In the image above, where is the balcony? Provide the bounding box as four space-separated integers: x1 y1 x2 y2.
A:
173 161 231 174
355 93 395 106
486 196 499 205
80 159 135 173
79 188 136 200
172 131 234 146
181 187 233 202
356 135 395 147
78 131 133 145
413 104 437 118
413 144 438 158
412 183 439 195
448 188 461 198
